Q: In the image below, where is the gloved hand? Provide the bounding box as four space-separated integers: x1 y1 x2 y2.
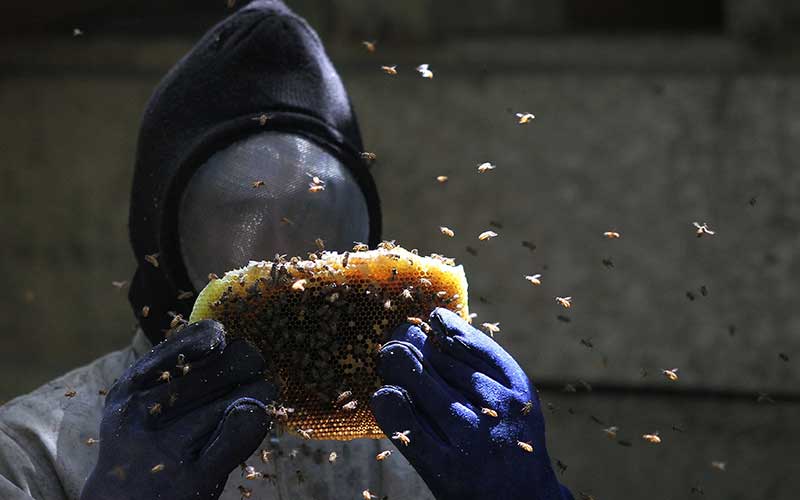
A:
81 320 276 500
370 308 573 500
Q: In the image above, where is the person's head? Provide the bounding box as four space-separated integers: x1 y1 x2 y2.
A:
127 0 380 343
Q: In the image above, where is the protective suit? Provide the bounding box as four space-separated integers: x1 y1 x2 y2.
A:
0 1 572 499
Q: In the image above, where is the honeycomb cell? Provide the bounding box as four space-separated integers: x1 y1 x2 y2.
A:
189 245 470 440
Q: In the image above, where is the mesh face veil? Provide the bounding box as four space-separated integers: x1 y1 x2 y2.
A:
178 132 371 291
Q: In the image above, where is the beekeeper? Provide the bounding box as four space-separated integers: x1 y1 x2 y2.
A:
0 2 573 499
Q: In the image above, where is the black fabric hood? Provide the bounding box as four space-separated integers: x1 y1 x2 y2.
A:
128 0 381 343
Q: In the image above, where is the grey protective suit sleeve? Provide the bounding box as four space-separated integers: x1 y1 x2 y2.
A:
0 331 434 500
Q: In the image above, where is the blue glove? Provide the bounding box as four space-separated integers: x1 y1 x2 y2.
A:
370 308 573 500
80 320 276 500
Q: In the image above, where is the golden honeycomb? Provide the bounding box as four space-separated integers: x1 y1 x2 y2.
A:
189 244 470 440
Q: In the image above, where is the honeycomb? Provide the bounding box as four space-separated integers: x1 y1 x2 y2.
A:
189 244 470 440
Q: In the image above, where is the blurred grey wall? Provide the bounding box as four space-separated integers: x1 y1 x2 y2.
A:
1 0 799 498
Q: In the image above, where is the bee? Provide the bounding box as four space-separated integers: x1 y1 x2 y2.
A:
341 400 358 411
555 296 572 308
241 465 262 480
603 231 621 239
73 28 84 37
521 401 533 415
361 151 377 161
779 352 790 362
603 426 618 439
515 112 535 124
291 279 307 291
517 441 534 453
111 280 128 290
578 493 597 500
416 63 433 79
563 384 577 393
436 291 448 298
381 65 398 75
711 461 727 471
238 485 253 499
580 338 593 349
313 238 325 252
144 253 159 268
64 388 77 398
252 180 265 188
692 221 715 237
478 230 498 241
662 368 679 381
391 430 411 446
419 277 433 287
260 449 272 464
642 432 661 444
85 437 99 446
439 226 455 237
376 450 392 461
150 463 165 473
400 288 413 300
481 407 499 418
524 274 542 286
98 388 108 396
297 428 314 440
328 451 338 464
169 313 185 329
436 175 449 183
378 240 397 250
148 402 162 415
602 258 614 268
477 162 496 173
289 449 299 459
362 40 377 52
335 391 353 405
280 216 294 225
177 290 193 300
168 393 179 406
252 113 270 126
700 285 708 296
481 322 500 337
407 317 423 325
353 242 369 252
308 184 325 193
362 490 378 500
522 240 537 251
383 299 393 310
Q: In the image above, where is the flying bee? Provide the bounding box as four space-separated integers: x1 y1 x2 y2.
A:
363 490 378 500
308 184 325 193
384 299 393 310
64 388 77 398
85 437 100 446
406 317 423 326
436 291 448 298
400 288 413 300
291 279 307 291
478 230 498 241
353 242 369 252
238 485 253 499
150 464 165 473
439 226 455 237
378 240 397 250
335 391 353 405
241 465 262 480
98 388 108 396
711 461 727 471
361 151 377 161
148 403 162 415
555 296 572 308
144 253 159 268
158 371 171 383
297 428 314 440
260 449 272 464
481 322 500 337
419 277 432 287
328 451 338 464
280 216 294 225
416 63 433 79
693 221 715 237
141 305 150 318
341 400 358 411
515 112 535 124
517 441 534 453
252 180 265 188
580 338 594 349
391 430 411 446
315 238 325 251
521 401 533 415
169 313 185 329
436 175 448 183
603 426 618 439
481 407 499 418
111 280 128 290
477 162 496 173
362 40 376 52
662 368 679 381
176 290 193 300
376 450 392 461
642 432 661 444
252 113 270 126
381 65 398 75
604 231 621 239
524 274 542 286
73 28 84 37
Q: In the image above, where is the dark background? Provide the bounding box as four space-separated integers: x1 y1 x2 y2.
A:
1 1 799 498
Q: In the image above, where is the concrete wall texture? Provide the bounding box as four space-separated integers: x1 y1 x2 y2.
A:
1 1 799 498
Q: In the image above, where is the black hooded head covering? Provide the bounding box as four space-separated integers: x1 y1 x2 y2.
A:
128 0 381 344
